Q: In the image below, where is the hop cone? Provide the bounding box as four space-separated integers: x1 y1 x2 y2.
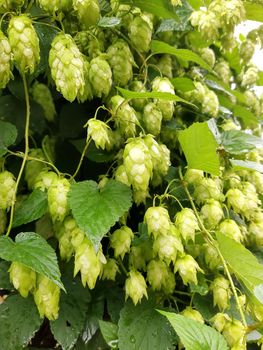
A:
48 178 70 222
25 149 47 190
147 259 168 291
143 102 162 136
110 226 134 259
38 0 72 13
214 60 231 85
31 83 56 122
34 275 60 320
9 262 36 298
107 39 134 86
89 56 112 97
87 118 111 150
125 270 148 305
0 0 24 12
49 33 85 102
157 54 173 78
73 0 100 29
8 15 40 74
152 77 175 121
77 58 93 102
129 80 147 111
128 15 153 52
0 171 16 210
0 31 12 89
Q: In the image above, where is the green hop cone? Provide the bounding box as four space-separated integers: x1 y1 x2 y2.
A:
184 168 204 184
147 259 169 291
0 31 12 89
174 254 203 285
162 269 176 294
244 90 261 117
211 312 231 332
31 83 56 122
249 221 263 247
144 206 171 238
125 270 148 305
38 0 72 13
157 54 173 78
110 226 134 259
73 0 100 29
123 137 153 192
0 171 16 210
34 171 58 192
198 48 215 68
129 242 152 271
48 178 70 222
107 39 135 87
203 243 221 270
8 15 40 74
209 0 245 30
0 0 25 12
218 219 243 243
248 171 263 193
143 102 162 136
100 258 119 281
175 208 199 242
77 58 93 102
74 238 106 288
214 60 231 85
87 118 111 150
226 188 246 214
190 9 220 41
128 14 153 53
9 262 36 298
115 164 131 187
129 80 147 111
181 307 204 324
0 209 7 234
25 149 47 190
222 319 246 348
241 66 259 87
34 274 60 320
49 33 85 102
89 56 112 97
210 275 231 311
240 182 260 218
54 217 76 261
194 177 224 205
152 76 175 121
240 39 255 63
200 199 224 228
110 95 139 137
71 226 86 249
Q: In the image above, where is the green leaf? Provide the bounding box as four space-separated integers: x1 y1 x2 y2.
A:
68 180 132 247
116 87 194 106
233 105 258 127
119 0 178 19
257 71 263 86
224 47 242 74
98 16 121 27
118 298 177 350
0 121 17 157
0 294 42 350
193 294 218 321
216 232 263 304
244 2 263 22
221 130 263 155
99 320 118 349
171 77 195 92
230 159 263 173
151 40 212 71
12 190 48 228
0 232 64 290
50 271 91 350
187 0 202 9
0 261 12 290
159 311 228 350
178 122 220 175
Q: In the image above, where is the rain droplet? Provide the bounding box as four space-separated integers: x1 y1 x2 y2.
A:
130 335 136 343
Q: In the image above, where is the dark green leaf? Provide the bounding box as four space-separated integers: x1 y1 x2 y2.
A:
116 87 194 106
193 294 218 321
118 298 177 350
189 274 209 296
151 40 212 71
230 159 263 173
0 294 42 350
71 139 115 163
159 311 228 350
178 122 220 175
119 0 178 19
50 273 91 350
221 130 263 155
216 232 263 304
0 121 17 157
233 105 258 127
98 16 121 27
171 77 195 92
13 190 48 228
68 180 132 247
0 261 12 290
0 232 64 290
99 321 118 349
244 2 263 22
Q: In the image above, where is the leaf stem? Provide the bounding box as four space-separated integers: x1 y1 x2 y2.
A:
6 74 30 237
178 167 247 327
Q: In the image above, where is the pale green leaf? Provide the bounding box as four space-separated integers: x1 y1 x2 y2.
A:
216 232 263 304
230 159 263 173
116 87 194 106
171 77 195 92
99 320 118 349
13 190 48 228
98 17 121 27
0 232 64 290
0 295 42 350
159 311 228 350
118 298 177 350
68 180 132 247
0 121 17 157
119 0 178 19
244 2 263 22
221 130 263 155
187 0 202 9
0 260 12 290
50 271 91 350
178 122 220 175
151 40 212 71
233 105 258 127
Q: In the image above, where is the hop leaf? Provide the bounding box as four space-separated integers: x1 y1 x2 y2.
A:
49 33 85 102
8 15 40 74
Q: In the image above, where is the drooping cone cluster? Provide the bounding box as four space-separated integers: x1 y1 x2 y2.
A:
8 15 40 74
49 33 85 102
0 31 12 89
31 83 56 122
